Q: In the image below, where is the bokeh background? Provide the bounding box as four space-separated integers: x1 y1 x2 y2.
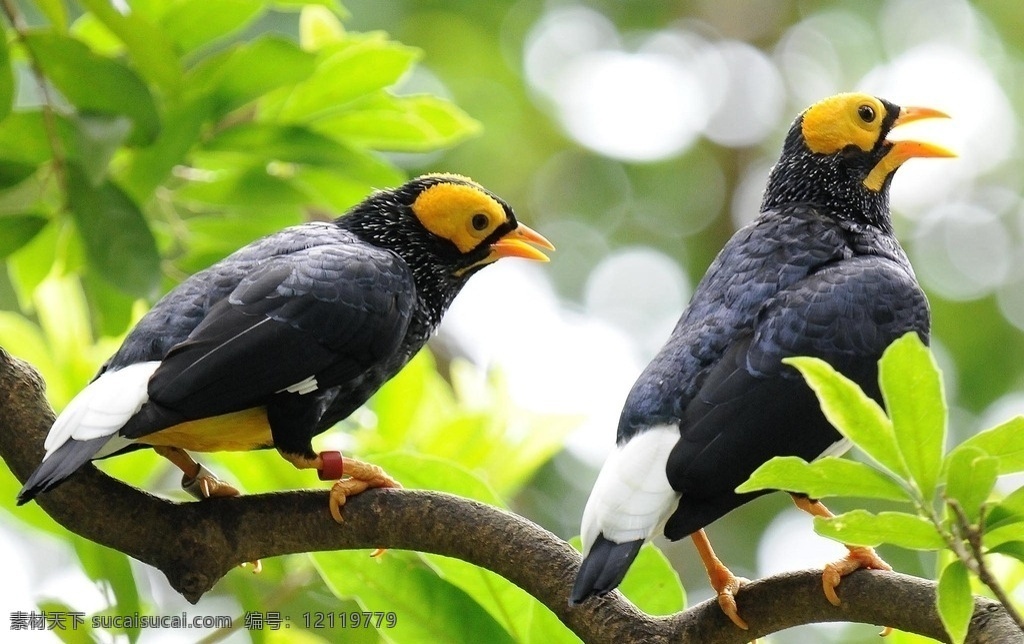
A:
3 0 1024 642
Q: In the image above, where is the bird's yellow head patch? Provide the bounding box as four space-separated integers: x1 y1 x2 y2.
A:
411 174 512 254
801 93 889 156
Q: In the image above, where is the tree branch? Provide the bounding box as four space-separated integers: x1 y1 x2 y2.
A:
0 346 1018 643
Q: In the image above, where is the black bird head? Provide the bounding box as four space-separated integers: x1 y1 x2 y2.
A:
338 174 554 320
761 93 954 230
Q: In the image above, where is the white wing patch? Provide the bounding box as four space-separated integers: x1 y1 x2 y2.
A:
579 425 681 556
42 361 160 461
277 375 318 395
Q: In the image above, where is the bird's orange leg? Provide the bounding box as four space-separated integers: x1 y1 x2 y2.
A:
152 446 260 573
152 446 240 499
279 451 401 527
791 494 893 634
692 528 749 630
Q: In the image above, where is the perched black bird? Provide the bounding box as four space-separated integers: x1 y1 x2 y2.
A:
19 174 553 522
571 93 952 628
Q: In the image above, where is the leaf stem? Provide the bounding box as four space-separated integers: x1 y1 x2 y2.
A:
0 0 68 199
947 500 1024 634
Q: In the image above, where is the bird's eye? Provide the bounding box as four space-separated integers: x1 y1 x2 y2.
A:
471 213 489 231
857 104 876 123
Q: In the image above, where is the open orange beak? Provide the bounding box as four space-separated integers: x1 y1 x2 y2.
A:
887 106 957 161
864 105 955 191
490 222 555 262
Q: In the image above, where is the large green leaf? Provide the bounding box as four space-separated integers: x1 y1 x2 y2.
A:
70 113 133 186
617 542 686 616
315 93 481 151
23 31 159 145
0 215 48 258
67 166 160 297
278 35 421 119
814 509 946 550
189 37 316 118
738 456 910 501
879 333 946 498
954 416 1024 475
936 559 972 644
943 446 997 524
784 356 908 478
159 0 266 53
76 0 182 92
201 122 371 166
312 550 515 644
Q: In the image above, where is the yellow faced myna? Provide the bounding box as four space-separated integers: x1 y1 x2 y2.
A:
571 94 952 628
18 174 553 522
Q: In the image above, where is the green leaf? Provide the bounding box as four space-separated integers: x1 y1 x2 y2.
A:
72 536 141 641
317 93 482 151
6 220 59 310
23 31 159 145
312 550 515 644
784 356 908 478
943 446 997 524
0 160 41 189
69 113 132 185
159 0 266 53
936 559 972 644
981 520 1024 549
174 166 311 209
880 332 946 498
67 165 160 297
36 0 69 32
76 0 182 92
0 28 13 123
0 215 48 258
738 456 910 501
617 542 686 615
120 97 213 201
192 37 317 117
201 123 370 166
279 36 421 119
987 540 1024 563
814 509 946 550
299 4 346 49
955 416 1024 475
986 485 1024 530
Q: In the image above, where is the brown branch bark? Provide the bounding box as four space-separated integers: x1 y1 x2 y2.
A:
0 346 1019 643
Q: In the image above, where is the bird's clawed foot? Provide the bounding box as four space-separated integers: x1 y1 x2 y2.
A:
822 545 892 606
707 561 750 630
328 457 401 524
153 446 260 572
691 529 750 630
181 463 241 500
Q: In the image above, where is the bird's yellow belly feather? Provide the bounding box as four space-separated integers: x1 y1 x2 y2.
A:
138 408 274 452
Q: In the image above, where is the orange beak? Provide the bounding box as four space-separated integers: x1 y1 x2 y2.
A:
864 105 955 191
887 105 957 160
490 222 555 262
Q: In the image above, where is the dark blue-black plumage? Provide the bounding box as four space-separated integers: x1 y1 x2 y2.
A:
19 175 539 503
573 95 937 606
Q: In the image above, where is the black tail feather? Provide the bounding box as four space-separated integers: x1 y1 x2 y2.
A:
570 534 644 605
17 437 109 505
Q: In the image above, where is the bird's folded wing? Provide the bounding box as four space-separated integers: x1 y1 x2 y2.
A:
122 243 415 435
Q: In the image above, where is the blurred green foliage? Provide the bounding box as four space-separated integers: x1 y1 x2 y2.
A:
3 0 1024 642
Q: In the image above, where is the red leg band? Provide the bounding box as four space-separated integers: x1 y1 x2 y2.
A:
318 451 344 481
